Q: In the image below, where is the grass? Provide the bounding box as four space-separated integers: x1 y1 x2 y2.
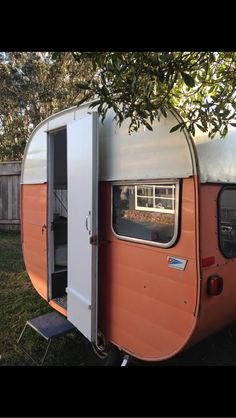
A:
0 230 25 272
0 230 85 366
2 230 236 366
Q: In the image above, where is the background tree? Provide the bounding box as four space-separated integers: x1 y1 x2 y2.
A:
0 52 92 161
72 51 236 137
2 51 236 161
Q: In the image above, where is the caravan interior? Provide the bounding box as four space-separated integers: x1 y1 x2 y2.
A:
48 128 68 305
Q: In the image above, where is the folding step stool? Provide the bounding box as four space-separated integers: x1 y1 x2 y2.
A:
17 311 75 365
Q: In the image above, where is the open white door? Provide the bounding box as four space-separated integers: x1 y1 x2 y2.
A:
66 112 99 342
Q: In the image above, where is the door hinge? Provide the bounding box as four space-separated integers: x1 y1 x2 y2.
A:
90 235 98 245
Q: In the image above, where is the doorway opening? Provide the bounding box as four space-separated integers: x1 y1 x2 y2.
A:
48 128 68 309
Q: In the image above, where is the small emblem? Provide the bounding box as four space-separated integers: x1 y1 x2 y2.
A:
167 256 188 270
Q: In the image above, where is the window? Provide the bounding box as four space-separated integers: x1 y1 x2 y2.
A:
135 185 175 213
112 182 179 247
219 187 236 258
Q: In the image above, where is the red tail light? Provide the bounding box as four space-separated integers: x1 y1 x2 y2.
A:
207 275 223 296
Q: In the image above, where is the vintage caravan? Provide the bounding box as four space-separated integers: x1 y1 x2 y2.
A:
20 102 236 365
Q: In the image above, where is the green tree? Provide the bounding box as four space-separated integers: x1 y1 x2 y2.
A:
0 52 92 161
2 52 236 161
72 51 236 138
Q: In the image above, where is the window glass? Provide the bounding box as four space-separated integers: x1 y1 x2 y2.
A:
112 183 178 246
219 188 236 257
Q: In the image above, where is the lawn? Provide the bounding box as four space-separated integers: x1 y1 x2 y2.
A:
0 230 85 366
1 230 236 366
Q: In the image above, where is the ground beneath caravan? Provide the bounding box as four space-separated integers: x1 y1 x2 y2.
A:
1 230 236 366
0 231 84 366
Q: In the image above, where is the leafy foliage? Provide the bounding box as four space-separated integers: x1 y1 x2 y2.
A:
0 52 92 161
72 52 236 138
2 52 236 161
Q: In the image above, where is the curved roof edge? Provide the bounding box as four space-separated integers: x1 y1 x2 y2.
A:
21 102 198 184
193 125 236 183
21 103 91 183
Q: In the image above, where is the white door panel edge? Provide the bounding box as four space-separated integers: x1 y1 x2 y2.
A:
66 112 98 342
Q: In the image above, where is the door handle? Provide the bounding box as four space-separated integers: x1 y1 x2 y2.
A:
85 211 91 235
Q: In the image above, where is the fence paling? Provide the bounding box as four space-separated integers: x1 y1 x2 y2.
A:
0 162 21 230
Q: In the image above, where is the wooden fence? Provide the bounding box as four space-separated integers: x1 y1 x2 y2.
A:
0 162 21 230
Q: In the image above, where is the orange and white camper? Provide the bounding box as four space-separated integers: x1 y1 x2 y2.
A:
20 103 236 364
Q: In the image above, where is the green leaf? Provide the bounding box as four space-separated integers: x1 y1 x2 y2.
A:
142 120 153 131
51 52 61 60
140 110 149 118
89 100 101 108
160 107 167 118
196 123 206 132
169 123 183 133
222 126 228 137
157 69 164 83
230 123 236 127
201 118 208 129
76 94 92 107
76 83 90 90
160 53 170 62
190 124 195 136
222 109 230 117
181 72 195 88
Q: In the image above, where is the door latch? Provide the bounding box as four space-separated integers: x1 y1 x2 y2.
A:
90 235 98 245
41 224 47 234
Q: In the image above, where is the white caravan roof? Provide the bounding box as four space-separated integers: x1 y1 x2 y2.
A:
21 103 236 184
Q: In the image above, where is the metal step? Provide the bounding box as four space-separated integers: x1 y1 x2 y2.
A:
24 310 73 340
17 311 75 365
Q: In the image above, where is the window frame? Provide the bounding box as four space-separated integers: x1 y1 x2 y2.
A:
111 179 181 249
218 185 236 259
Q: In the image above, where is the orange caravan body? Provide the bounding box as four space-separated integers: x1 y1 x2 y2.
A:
20 103 236 361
